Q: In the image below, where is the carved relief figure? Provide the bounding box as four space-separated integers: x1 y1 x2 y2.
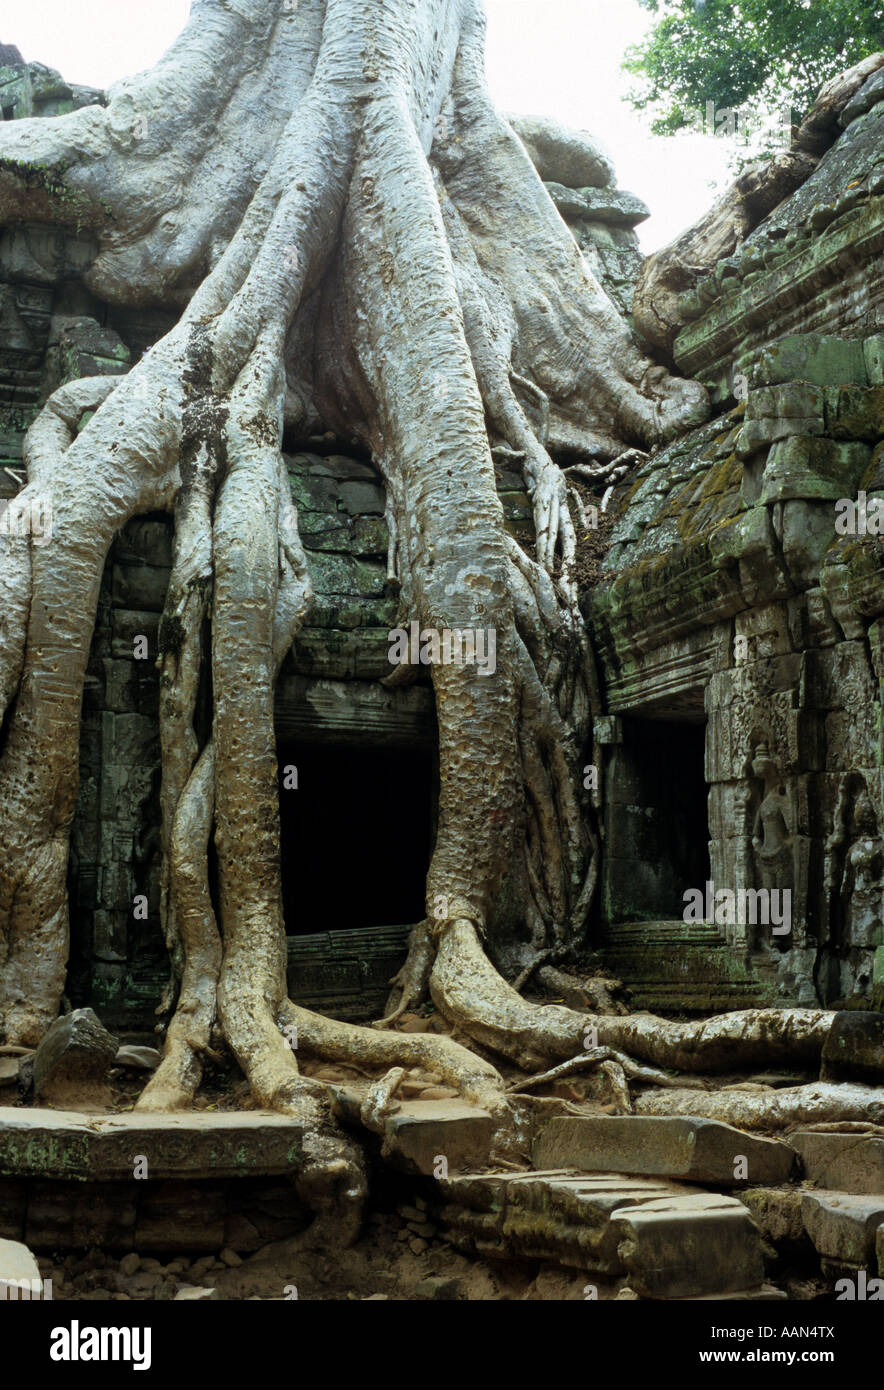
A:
829 785 884 951
749 742 794 951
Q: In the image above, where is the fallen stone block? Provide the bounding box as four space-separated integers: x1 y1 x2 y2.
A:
0 1108 304 1180
748 382 826 420
507 114 615 190
792 1130 884 1194
739 1187 809 1249
801 1190 884 1267
32 1008 118 1106
533 1115 795 1185
384 1101 494 1176
440 1170 688 1275
611 1193 765 1299
841 68 884 126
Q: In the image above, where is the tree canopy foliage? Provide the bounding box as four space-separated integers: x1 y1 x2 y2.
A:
625 0 884 137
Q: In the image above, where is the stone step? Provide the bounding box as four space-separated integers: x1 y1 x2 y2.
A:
329 1090 495 1176
0 1173 310 1254
438 1169 766 1297
800 1190 884 1271
599 920 772 1013
0 1108 312 1253
611 1192 766 1299
384 1101 494 1176
533 1116 796 1186
285 924 410 1022
601 922 725 945
791 1129 884 1194
746 1183 884 1282
125 926 414 1032
612 983 775 1013
440 1171 688 1276
0 1107 305 1180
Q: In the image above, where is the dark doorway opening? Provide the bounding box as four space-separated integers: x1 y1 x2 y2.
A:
605 716 710 922
277 742 434 935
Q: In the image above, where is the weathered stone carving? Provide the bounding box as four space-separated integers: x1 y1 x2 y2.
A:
824 779 884 999
841 790 884 951
748 741 795 951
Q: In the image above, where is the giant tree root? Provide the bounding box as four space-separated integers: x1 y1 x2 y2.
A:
506 1047 710 1097
376 921 436 1027
430 918 837 1072
633 1082 884 1131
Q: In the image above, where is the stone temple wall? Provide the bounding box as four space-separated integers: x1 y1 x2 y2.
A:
591 63 884 1010
590 371 884 1007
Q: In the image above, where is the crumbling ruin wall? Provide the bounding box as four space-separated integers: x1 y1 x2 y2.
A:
591 64 884 1010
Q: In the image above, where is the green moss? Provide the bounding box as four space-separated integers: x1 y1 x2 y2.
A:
841 537 883 582
4 1130 93 1180
0 155 114 223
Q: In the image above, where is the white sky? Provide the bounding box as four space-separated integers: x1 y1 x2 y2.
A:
2 0 733 251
